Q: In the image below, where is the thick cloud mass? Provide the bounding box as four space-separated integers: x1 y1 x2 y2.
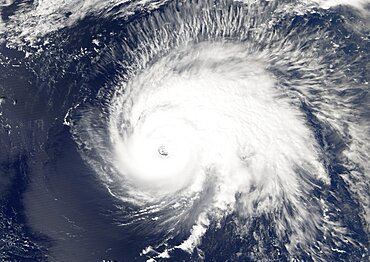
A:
72 40 330 255
64 0 369 258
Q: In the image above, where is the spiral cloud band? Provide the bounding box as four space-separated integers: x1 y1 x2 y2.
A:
113 41 329 251
63 0 370 260
110 42 327 202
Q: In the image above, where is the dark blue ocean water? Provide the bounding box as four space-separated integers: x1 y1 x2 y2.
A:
0 1 369 261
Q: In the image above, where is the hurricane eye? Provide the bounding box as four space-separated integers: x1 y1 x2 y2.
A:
158 145 169 158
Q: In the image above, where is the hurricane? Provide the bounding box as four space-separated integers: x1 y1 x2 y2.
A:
0 0 369 261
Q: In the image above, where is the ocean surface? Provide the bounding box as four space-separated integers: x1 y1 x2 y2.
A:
0 0 369 261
